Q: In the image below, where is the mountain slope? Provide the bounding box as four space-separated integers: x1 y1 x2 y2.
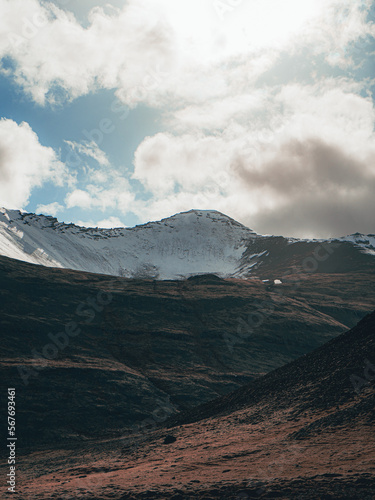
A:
13 310 375 499
167 309 375 428
1 207 374 279
1 254 374 453
0 208 256 279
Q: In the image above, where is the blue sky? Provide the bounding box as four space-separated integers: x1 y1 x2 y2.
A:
0 67 162 228
0 0 375 237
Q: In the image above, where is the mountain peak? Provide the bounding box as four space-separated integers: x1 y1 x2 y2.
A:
0 206 258 279
157 209 253 231
1 207 374 279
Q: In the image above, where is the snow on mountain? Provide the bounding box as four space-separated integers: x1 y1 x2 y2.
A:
337 233 375 256
0 208 259 279
0 207 374 279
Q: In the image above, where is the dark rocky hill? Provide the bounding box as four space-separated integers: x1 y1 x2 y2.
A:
0 254 374 454
9 306 375 499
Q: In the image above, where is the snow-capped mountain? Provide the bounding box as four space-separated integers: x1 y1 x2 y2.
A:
0 208 258 279
0 207 374 279
336 233 375 256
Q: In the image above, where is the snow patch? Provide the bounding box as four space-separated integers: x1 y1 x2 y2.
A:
0 208 258 279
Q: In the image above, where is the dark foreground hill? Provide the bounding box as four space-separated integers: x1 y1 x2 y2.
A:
166 310 375 429
0 254 374 452
8 308 375 499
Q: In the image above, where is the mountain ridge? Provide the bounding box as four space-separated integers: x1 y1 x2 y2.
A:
0 207 374 279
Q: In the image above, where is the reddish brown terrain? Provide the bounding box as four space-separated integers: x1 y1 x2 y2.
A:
0 254 374 498
8 311 375 499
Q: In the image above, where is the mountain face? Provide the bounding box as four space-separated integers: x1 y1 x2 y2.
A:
1 254 374 453
14 305 375 498
1 206 374 498
1 207 374 279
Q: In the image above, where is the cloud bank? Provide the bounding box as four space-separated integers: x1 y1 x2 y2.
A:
1 0 375 236
0 118 72 209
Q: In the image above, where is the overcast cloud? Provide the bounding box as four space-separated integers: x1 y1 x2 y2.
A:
0 0 374 236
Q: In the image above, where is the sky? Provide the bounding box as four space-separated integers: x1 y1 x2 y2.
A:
0 0 375 237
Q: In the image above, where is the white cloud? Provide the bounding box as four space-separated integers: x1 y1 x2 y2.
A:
0 0 373 106
132 132 233 196
132 79 375 237
65 189 93 210
65 175 135 212
0 0 175 105
97 216 125 228
0 118 73 209
1 0 375 237
168 92 270 132
36 201 63 216
76 216 125 228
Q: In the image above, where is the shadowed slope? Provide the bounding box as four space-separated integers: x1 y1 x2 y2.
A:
1 254 374 453
11 309 375 499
